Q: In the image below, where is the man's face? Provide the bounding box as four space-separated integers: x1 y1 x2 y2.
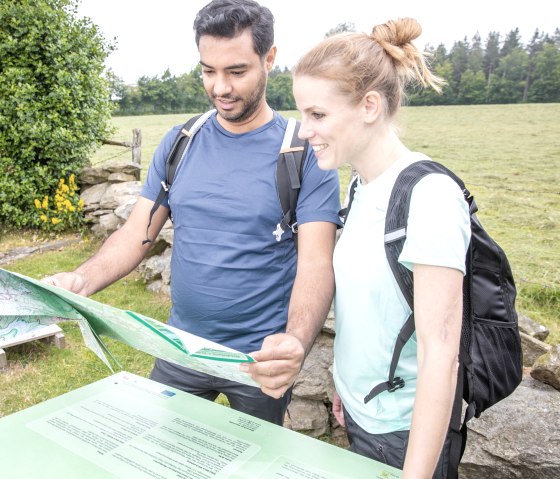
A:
198 29 274 125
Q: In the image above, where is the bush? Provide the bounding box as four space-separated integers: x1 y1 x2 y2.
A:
0 0 114 228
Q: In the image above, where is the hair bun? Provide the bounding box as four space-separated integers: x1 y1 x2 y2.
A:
371 18 422 49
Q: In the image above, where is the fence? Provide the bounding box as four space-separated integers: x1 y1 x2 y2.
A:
102 128 142 166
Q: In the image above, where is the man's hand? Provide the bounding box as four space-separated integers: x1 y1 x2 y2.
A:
240 333 305 399
43 272 88 296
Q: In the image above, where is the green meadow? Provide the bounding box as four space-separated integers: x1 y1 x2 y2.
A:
1 103 558 419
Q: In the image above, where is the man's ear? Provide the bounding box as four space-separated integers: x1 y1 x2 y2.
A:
363 91 382 123
265 45 277 72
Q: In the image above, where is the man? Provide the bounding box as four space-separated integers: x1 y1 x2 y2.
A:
46 0 340 426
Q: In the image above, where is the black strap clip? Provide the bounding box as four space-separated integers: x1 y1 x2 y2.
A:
387 377 405 392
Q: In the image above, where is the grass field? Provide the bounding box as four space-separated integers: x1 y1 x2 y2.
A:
1 103 559 420
95 104 560 288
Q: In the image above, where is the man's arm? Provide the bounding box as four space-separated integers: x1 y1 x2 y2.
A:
241 221 336 398
44 197 170 296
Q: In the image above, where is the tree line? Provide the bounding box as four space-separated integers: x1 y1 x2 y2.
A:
110 26 560 116
107 64 296 115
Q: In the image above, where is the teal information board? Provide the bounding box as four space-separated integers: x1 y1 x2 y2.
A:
0 372 402 478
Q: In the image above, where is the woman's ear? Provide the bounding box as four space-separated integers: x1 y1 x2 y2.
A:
363 91 382 123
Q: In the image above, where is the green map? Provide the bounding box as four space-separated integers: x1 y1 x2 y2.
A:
0 268 257 386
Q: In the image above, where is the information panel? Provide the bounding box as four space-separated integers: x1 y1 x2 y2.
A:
0 372 401 478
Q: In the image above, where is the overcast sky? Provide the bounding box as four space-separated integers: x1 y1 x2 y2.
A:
77 0 558 84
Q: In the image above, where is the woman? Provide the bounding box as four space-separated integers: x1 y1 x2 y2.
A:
292 18 471 478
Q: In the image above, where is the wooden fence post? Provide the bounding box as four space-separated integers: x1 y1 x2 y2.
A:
132 128 142 166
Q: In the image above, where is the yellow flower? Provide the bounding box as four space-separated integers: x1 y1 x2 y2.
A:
40 214 48 222
34 199 42 209
51 217 62 225
78 199 84 210
42 196 49 209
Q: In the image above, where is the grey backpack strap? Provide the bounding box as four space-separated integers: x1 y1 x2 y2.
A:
273 117 308 242
143 109 215 245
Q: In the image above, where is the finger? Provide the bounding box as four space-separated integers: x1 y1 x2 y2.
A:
245 358 296 377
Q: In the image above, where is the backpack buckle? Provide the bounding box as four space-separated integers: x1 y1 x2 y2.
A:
291 222 298 234
387 377 405 392
273 223 285 242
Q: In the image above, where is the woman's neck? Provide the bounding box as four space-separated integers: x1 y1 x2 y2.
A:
353 129 409 185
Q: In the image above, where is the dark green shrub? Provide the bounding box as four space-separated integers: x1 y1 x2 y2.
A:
0 0 114 228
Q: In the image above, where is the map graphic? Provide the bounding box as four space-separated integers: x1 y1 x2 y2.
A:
0 268 257 386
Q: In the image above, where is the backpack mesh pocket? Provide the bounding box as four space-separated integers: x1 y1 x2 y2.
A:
469 318 523 417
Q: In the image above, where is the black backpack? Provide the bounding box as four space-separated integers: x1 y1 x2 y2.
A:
339 160 523 472
143 110 308 244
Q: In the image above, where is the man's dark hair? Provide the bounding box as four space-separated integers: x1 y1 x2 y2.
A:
193 0 274 58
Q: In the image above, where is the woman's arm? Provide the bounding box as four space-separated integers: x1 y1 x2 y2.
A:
402 263 463 479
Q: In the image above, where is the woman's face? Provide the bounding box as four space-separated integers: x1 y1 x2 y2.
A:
293 75 364 171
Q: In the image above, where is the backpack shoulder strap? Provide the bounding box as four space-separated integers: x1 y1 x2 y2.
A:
364 159 468 403
338 174 359 225
273 117 308 242
143 109 216 244
385 159 468 308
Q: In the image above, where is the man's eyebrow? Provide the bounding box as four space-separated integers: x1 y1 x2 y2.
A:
199 61 249 70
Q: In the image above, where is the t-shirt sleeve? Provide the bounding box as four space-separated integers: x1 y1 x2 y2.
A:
140 126 182 207
295 149 343 227
399 173 471 274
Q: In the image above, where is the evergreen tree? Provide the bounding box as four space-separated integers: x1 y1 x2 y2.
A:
451 38 470 79
501 28 522 56
523 29 546 101
324 22 356 38
468 32 484 73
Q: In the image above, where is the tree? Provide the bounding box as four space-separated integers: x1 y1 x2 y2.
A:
523 29 546 101
528 44 560 102
176 66 211 113
483 32 501 80
468 32 484 73
325 22 356 38
105 68 127 102
0 0 114 228
267 72 296 110
501 28 522 57
457 71 487 104
449 38 470 86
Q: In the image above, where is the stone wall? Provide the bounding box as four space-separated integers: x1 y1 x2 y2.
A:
80 161 560 477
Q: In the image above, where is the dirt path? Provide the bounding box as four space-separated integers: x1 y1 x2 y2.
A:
0 238 82 266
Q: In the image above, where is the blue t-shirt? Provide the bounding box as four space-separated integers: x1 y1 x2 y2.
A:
141 111 341 353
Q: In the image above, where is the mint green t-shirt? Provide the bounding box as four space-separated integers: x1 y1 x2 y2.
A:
333 153 471 434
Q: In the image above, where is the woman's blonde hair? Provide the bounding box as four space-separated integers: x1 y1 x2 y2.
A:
293 18 444 117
